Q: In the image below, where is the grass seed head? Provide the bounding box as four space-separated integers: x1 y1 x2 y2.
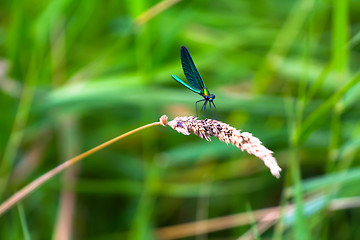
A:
162 115 282 178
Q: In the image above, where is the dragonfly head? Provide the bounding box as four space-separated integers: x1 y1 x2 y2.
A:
204 94 215 102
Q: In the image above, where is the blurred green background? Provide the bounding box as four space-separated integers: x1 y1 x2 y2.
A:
1 0 360 239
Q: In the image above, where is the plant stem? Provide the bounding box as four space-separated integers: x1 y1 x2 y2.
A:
0 121 161 216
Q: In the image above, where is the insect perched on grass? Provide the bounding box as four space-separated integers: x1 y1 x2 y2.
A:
172 46 217 119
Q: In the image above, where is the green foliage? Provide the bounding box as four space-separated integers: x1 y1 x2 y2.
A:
1 0 360 239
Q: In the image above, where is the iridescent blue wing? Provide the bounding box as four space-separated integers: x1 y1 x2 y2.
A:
172 74 201 94
180 46 205 91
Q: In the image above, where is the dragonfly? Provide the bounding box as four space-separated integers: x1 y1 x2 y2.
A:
171 46 217 119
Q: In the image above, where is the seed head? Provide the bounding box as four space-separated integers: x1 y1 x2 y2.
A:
160 115 282 178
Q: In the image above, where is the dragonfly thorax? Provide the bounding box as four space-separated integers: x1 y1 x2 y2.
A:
202 88 215 102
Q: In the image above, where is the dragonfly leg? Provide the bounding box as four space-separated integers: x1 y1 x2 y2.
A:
200 100 207 119
195 99 205 118
202 100 210 119
211 101 217 119
209 101 215 119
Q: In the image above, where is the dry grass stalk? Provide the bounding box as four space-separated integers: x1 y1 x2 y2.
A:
0 115 281 216
0 122 161 216
157 197 360 239
160 115 282 178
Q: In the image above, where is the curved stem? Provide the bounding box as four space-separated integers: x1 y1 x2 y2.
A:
0 121 161 216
